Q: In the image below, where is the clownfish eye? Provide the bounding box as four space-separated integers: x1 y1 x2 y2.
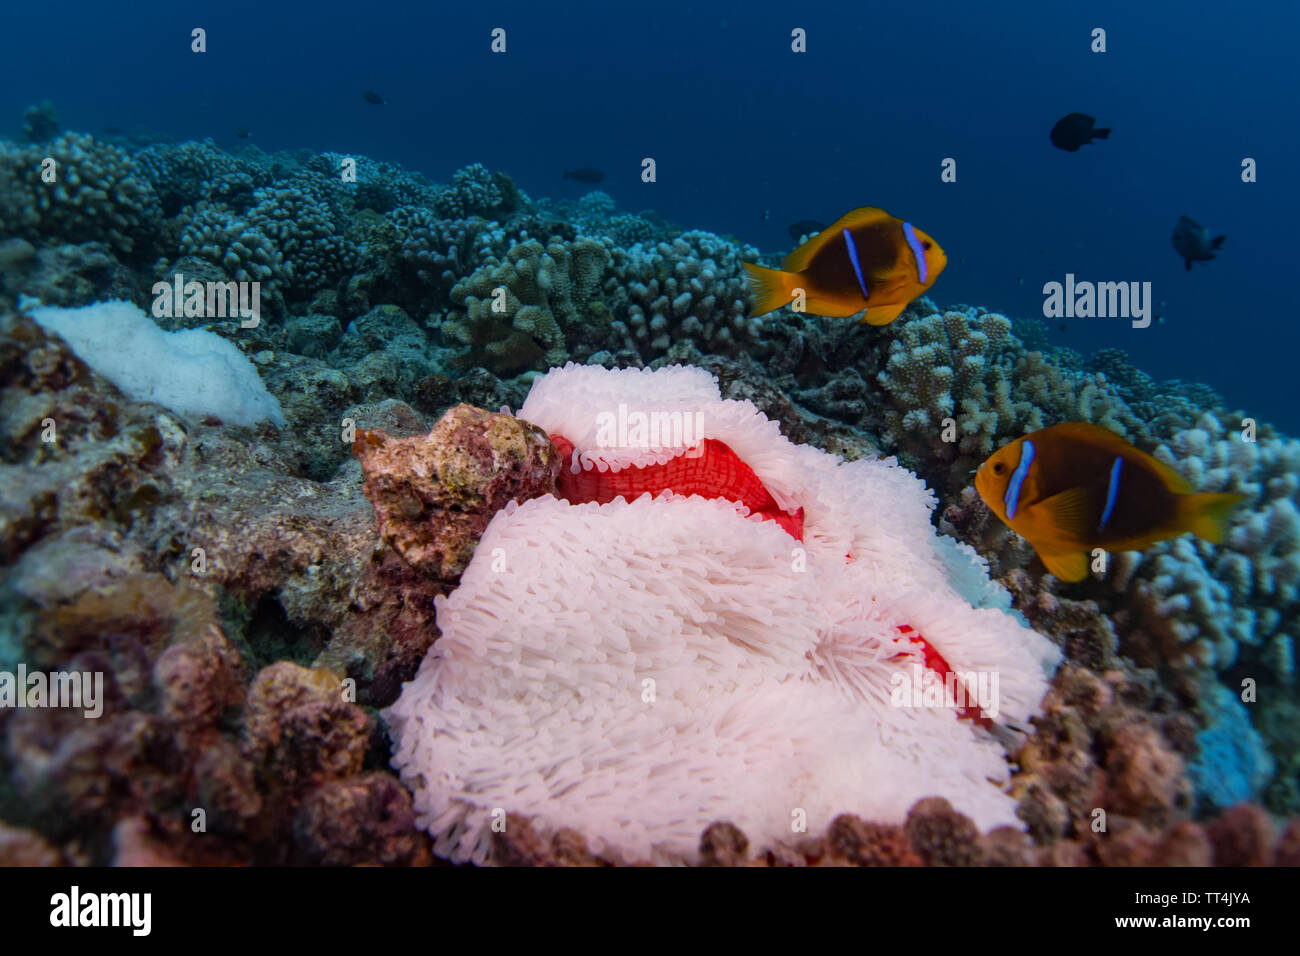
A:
992 462 1006 475
922 241 933 250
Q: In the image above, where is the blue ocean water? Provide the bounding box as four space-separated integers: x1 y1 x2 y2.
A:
4 0 1296 429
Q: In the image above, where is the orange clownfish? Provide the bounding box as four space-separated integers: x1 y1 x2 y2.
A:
743 206 946 325
975 422 1245 582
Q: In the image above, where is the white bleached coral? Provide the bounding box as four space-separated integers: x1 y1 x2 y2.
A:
26 299 285 428
384 363 1060 864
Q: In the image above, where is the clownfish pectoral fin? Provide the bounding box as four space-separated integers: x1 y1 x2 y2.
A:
860 301 908 326
1030 486 1094 539
1180 492 1246 544
1037 548 1089 582
743 262 798 317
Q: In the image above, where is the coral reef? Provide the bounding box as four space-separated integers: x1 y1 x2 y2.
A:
1 122 1297 868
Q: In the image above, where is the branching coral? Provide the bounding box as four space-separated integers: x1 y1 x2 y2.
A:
443 237 612 373
603 231 762 359
172 199 288 286
0 133 161 255
1105 413 1300 686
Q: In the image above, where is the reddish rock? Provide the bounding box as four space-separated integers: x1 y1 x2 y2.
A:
240 662 370 798
292 772 431 866
980 825 1033 866
1153 820 1212 866
1104 722 1192 828
1206 804 1275 866
153 623 245 731
353 403 561 580
491 813 552 866
0 822 63 865
1274 818 1300 866
699 821 750 867
825 814 922 866
905 797 981 866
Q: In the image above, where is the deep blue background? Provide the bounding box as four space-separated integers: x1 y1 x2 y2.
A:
3 0 1296 429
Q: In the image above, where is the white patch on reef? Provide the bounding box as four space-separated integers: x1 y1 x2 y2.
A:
27 299 285 427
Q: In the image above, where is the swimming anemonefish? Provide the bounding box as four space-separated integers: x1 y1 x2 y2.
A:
975 422 1245 582
743 207 946 325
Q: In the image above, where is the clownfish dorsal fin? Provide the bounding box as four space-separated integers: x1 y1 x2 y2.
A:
1029 485 1094 538
1038 549 1089 582
1046 422 1195 495
1141 450 1194 495
782 206 892 272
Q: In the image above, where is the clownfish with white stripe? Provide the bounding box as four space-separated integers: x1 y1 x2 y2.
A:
743 206 946 325
974 423 1245 582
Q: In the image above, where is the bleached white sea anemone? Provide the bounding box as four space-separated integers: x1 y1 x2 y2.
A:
384 363 1060 864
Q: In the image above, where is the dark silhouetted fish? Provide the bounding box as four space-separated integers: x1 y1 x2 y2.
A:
1050 113 1111 152
363 90 386 105
235 127 251 139
788 219 826 241
1171 216 1225 270
564 168 605 184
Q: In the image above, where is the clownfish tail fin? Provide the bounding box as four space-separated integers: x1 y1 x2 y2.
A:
1181 492 1245 544
743 262 797 317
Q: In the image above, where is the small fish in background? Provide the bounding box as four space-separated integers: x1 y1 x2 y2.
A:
1172 215 1225 270
1057 322 1068 332
975 422 1244 582
762 209 771 221
1050 112 1111 152
363 90 386 105
744 207 946 325
788 219 826 242
235 127 251 139
1017 276 1024 286
563 167 604 184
